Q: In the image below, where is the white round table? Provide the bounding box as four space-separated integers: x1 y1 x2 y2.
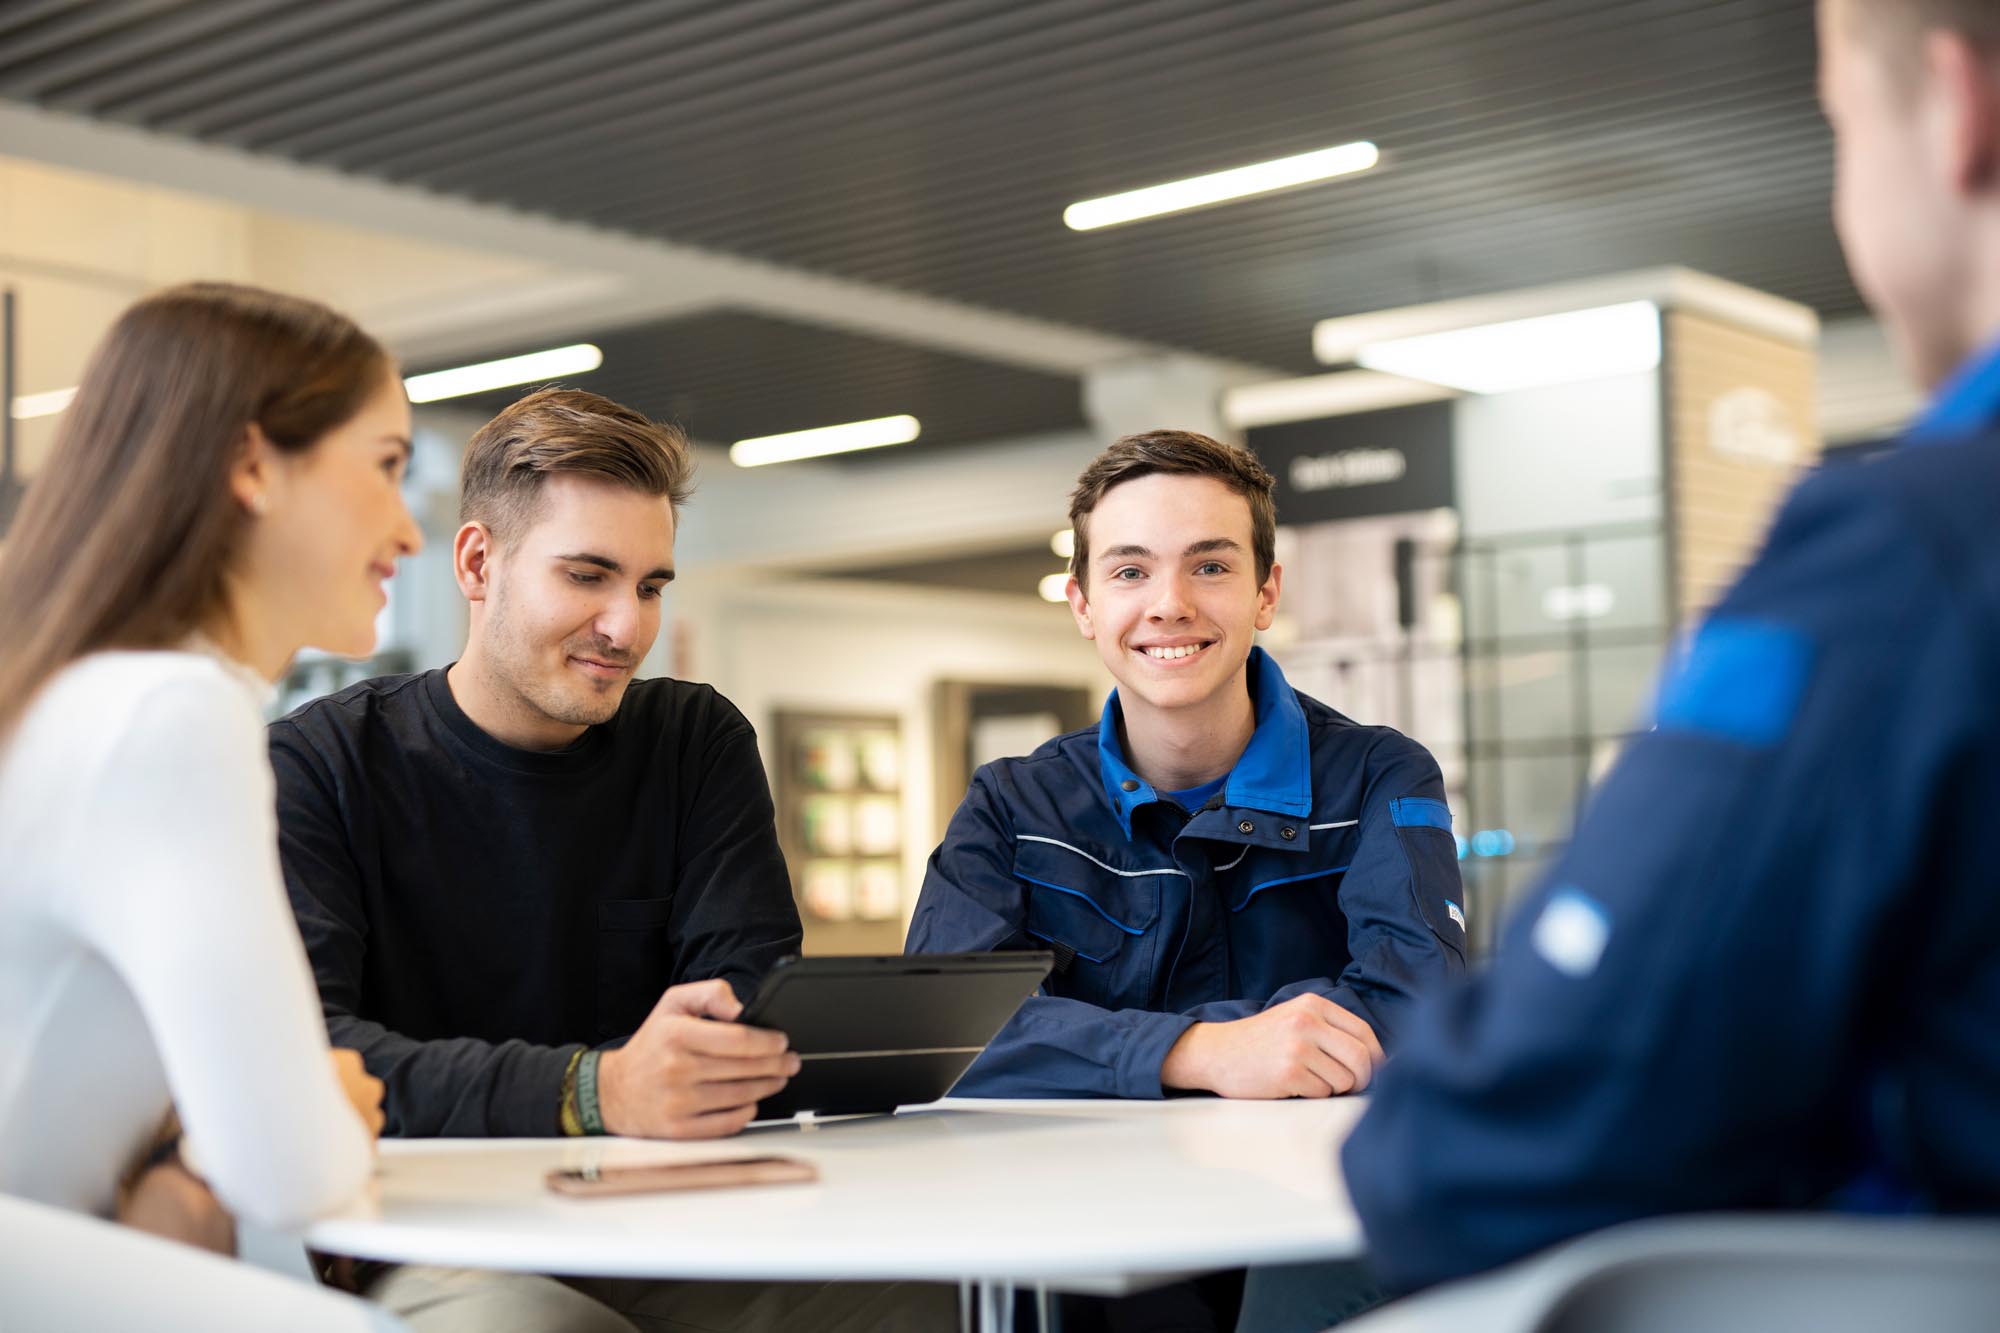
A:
304 1097 1371 1331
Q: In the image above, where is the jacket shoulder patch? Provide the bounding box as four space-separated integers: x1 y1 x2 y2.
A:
1653 617 1813 747
1389 797 1453 831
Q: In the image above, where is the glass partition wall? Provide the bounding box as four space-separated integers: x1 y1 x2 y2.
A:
1274 517 1670 953
1454 521 1668 950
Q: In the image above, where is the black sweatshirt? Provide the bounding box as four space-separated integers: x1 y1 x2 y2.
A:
270 668 802 1137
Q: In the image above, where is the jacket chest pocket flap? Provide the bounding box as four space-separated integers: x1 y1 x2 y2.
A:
1011 838 1165 964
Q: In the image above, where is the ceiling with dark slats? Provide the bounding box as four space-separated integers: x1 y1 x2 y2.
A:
0 0 1844 436
819 539 1069 596
428 309 1088 449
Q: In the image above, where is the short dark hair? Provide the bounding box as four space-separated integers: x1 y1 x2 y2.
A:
1067 429 1277 591
460 388 693 542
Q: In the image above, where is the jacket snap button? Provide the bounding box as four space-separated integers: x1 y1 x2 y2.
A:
1121 779 1140 792
1237 819 1255 835
1280 826 1297 841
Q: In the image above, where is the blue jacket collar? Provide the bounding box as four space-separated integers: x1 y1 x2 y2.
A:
1912 336 2000 442
1097 646 1314 838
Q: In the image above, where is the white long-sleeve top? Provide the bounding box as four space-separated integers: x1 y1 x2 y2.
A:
0 649 371 1227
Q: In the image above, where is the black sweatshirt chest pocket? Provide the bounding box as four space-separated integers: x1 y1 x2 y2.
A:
595 896 676 1038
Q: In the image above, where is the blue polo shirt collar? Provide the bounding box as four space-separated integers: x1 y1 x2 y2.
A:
1097 647 1314 839
1911 336 2000 441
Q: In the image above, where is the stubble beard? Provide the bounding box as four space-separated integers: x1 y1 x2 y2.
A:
484 587 628 731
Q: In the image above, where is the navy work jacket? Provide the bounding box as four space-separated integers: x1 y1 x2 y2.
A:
1345 342 2000 1293
908 648 1467 1099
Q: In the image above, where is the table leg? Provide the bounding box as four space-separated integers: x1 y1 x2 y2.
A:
964 1280 1019 1333
960 1278 1057 1332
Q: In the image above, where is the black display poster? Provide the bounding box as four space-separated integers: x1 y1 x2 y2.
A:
1246 400 1455 524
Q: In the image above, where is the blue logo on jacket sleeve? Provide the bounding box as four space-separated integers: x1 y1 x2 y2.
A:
1652 618 1813 747
1533 886 1611 977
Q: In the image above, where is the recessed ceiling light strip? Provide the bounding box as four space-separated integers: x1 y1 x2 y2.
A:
403 343 603 403
730 414 921 467
1064 141 1379 231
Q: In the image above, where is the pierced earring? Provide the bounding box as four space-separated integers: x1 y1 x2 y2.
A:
247 494 269 517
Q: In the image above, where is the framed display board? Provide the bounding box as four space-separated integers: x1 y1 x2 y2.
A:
772 710 907 955
930 681 1097 840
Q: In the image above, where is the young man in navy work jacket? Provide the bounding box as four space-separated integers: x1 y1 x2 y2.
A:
1341 0 2000 1298
908 429 1467 1102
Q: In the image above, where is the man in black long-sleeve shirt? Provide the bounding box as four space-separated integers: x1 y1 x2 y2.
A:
271 662 800 1137
274 389 948 1331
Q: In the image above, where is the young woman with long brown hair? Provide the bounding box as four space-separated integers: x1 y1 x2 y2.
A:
0 282 418 1238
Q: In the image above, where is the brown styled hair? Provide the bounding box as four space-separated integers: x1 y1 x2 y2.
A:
1066 429 1277 591
0 282 392 743
458 387 693 543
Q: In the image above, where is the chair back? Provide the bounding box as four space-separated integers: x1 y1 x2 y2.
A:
1343 1214 2000 1333
1535 1215 2000 1333
0 1190 407 1332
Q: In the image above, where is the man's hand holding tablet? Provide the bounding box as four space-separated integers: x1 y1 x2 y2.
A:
597 979 801 1139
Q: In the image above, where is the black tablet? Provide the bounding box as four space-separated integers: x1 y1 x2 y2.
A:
739 952 1052 1120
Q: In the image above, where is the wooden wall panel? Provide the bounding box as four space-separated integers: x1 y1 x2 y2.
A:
1663 310 1819 621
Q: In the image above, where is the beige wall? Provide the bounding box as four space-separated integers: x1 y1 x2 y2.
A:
1 154 565 478
243 211 563 352
1 157 253 473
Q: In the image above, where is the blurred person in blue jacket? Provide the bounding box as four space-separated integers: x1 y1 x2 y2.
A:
908 430 1467 1106
1339 0 2000 1298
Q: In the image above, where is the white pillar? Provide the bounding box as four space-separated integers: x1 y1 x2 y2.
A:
1082 355 1239 444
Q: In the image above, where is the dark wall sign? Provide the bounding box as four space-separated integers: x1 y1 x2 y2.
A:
1247 399 1455 524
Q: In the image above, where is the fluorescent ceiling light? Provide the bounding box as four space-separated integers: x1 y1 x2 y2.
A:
729 414 920 468
1314 269 1813 365
1050 529 1075 559
1222 370 1455 429
1355 302 1661 395
402 343 602 403
11 386 76 420
1064 141 1379 231
9 343 608 419
1037 573 1071 603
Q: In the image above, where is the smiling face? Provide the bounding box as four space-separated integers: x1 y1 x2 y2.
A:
253 365 421 658
1066 471 1281 729
470 473 675 736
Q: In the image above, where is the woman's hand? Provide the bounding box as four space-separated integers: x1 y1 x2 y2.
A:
330 1048 385 1140
120 1160 235 1255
